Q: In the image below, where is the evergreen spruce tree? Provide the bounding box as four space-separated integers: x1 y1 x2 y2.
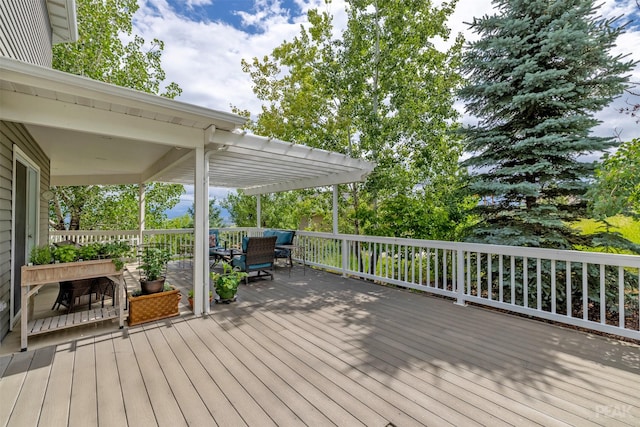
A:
459 0 635 248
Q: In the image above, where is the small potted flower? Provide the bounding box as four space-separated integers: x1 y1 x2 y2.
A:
210 262 248 303
187 289 214 310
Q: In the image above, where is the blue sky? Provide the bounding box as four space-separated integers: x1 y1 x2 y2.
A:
135 0 640 218
164 0 304 33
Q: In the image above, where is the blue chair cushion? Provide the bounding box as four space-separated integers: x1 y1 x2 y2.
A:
241 236 250 252
263 229 294 246
231 254 272 272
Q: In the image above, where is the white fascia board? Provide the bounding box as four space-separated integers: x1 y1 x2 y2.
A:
1 90 203 148
0 57 247 131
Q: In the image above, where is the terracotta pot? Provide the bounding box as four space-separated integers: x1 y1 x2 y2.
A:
141 277 165 294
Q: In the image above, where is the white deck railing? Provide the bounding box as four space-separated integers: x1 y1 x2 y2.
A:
50 228 640 340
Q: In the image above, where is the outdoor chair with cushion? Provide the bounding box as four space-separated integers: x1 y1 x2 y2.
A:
231 236 277 284
263 229 296 266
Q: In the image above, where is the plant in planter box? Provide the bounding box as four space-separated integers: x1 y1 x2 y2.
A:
138 246 171 294
53 244 79 263
30 245 53 265
99 241 132 270
77 243 100 261
210 262 247 303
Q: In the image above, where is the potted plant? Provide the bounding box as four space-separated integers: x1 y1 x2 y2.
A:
210 262 248 303
187 289 214 310
138 246 171 294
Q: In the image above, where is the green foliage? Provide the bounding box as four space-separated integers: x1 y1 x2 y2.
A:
53 245 79 263
50 183 184 230
52 0 181 98
30 245 52 265
163 214 193 229
77 243 100 260
222 191 301 229
137 246 171 281
588 138 640 219
232 0 470 238
459 0 636 249
50 0 184 231
210 262 248 300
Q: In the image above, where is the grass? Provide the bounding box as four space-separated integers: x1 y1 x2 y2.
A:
573 215 640 244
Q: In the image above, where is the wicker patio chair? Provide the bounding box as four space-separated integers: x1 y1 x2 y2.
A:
231 236 277 284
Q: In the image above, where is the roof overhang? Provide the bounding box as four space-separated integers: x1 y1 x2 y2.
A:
0 57 375 194
47 0 79 44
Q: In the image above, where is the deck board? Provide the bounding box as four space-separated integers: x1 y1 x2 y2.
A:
1 264 639 426
38 342 74 427
94 334 127 427
68 337 98 427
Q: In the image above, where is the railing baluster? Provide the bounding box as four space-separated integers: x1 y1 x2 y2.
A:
510 256 515 304
435 249 440 289
499 255 504 302
618 266 624 328
537 258 542 311
583 263 588 321
523 257 528 308
476 252 481 297
600 264 606 324
443 249 448 290
551 260 556 314
467 252 471 295
567 261 572 318
487 254 492 300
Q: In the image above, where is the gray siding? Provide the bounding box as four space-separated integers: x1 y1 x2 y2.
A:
0 0 52 66
0 121 50 342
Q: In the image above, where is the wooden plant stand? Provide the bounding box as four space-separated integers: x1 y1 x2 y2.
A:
20 259 125 351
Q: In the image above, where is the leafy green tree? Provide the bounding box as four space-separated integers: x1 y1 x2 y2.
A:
589 138 640 219
459 0 636 248
50 0 183 230
53 0 181 98
52 183 184 230
231 0 469 240
222 191 302 229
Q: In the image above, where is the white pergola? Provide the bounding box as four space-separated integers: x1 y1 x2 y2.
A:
1 56 375 314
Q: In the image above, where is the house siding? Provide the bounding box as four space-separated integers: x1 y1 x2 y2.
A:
0 121 50 342
0 0 52 67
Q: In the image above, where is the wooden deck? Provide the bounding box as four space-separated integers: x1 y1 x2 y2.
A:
1 263 639 426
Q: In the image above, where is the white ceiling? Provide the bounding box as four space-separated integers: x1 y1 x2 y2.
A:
1 57 375 194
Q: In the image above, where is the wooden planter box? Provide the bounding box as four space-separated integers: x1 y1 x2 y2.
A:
21 259 119 286
128 287 181 326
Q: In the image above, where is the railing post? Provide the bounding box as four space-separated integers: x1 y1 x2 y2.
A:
455 248 466 306
342 237 349 277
